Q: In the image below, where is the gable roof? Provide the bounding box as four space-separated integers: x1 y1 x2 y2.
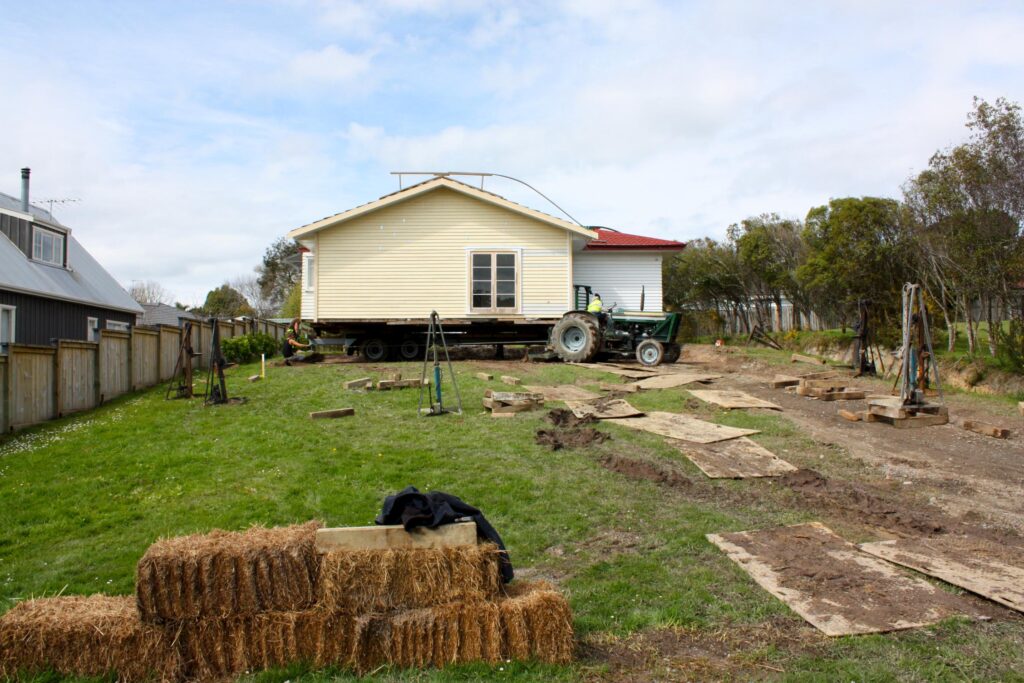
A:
138 302 202 326
0 190 64 227
288 176 598 240
584 227 686 251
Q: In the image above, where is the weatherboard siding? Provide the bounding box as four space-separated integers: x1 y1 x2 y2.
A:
0 289 134 345
313 188 571 320
572 251 664 312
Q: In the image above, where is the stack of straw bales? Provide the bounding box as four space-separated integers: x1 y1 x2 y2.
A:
0 520 573 680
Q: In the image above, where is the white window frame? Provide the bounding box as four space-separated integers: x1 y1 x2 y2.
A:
106 320 130 332
0 305 15 352
467 249 520 314
32 225 65 266
87 316 99 342
303 254 315 291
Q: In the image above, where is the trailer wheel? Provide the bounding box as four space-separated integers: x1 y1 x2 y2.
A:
636 339 665 366
397 337 422 361
663 343 682 364
552 313 601 363
359 338 390 362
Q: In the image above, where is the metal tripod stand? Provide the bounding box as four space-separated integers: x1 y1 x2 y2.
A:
418 311 462 416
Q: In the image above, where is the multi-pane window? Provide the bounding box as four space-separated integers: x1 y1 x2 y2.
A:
32 227 65 266
304 254 315 290
470 252 517 312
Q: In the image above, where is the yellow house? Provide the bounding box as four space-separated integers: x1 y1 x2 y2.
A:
287 176 683 361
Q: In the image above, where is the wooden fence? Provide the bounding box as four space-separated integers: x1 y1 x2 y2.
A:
0 319 287 433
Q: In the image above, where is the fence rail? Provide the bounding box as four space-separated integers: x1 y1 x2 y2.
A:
0 319 287 433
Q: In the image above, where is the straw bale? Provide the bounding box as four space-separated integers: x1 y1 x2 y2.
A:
0 595 182 682
499 582 575 664
179 609 354 680
136 520 322 622
318 543 503 613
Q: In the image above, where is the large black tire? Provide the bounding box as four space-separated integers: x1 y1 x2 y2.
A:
397 337 422 361
359 337 390 362
551 313 601 363
636 339 665 366
663 343 682 364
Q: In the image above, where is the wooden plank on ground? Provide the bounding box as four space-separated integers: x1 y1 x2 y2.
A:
791 353 827 365
818 390 867 402
501 375 521 385
574 363 659 379
344 377 372 390
523 385 601 402
475 372 493 381
860 536 1024 613
673 437 796 478
838 409 862 422
601 381 640 393
392 378 428 389
770 375 801 388
565 398 643 420
632 372 722 390
707 522 972 636
315 521 477 553
688 390 782 411
962 420 1011 439
614 411 758 444
310 408 355 419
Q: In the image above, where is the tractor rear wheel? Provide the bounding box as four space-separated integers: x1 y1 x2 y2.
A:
636 339 665 366
663 343 682 364
552 313 601 363
397 337 422 361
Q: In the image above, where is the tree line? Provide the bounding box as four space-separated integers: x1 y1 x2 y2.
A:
664 97 1024 357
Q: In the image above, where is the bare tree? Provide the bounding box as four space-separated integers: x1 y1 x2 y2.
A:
232 274 276 318
127 280 173 305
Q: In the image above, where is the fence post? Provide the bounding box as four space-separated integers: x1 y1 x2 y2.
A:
94 335 103 405
0 356 9 433
127 327 134 393
54 340 63 418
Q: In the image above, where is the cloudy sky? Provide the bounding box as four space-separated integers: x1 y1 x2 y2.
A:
3 1 1023 305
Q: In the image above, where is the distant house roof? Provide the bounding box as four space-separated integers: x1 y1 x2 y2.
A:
288 176 598 240
0 192 143 315
584 227 686 251
137 302 202 327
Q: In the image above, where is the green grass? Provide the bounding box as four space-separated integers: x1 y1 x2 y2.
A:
2 359 1024 681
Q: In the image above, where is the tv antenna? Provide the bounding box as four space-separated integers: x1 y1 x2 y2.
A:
37 197 80 216
390 171 582 226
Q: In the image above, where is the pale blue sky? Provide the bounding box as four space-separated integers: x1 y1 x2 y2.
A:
3 1 1023 303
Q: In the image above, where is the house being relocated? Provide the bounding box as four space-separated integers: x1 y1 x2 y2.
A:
287 176 684 360
0 169 142 349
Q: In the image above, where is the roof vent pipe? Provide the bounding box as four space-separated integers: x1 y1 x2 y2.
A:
20 167 30 213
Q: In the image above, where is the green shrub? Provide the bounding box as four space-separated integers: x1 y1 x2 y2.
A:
221 333 280 364
994 320 1024 373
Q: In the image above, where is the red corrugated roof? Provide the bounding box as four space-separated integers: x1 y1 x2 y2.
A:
584 227 686 251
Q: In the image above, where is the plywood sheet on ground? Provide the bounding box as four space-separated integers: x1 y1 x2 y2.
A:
674 437 796 478
615 411 758 444
707 522 970 636
860 536 1024 613
688 390 782 410
523 385 602 402
574 363 659 379
632 373 722 390
565 398 643 420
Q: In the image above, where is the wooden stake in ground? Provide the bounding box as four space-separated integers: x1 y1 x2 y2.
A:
310 408 355 419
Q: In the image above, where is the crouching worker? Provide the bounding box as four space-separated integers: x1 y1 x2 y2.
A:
283 318 323 365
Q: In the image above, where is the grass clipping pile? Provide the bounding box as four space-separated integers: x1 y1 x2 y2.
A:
0 522 574 680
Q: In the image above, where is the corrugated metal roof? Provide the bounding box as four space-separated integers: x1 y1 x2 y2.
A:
0 190 64 226
138 303 201 326
584 228 686 251
0 231 143 314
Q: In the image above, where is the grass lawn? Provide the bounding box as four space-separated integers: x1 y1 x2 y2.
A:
2 359 1024 681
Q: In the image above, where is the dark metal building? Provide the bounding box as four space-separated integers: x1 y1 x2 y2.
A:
0 169 143 349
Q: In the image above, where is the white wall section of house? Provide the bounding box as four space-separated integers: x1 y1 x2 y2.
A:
572 251 664 312
313 188 571 319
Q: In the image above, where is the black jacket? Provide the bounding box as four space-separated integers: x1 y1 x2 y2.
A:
376 486 513 582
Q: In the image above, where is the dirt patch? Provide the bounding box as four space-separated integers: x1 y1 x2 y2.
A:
597 454 693 490
775 468 946 536
580 616 822 682
535 428 609 450
546 408 596 428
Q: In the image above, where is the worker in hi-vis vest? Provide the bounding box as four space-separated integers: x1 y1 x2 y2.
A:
587 293 603 314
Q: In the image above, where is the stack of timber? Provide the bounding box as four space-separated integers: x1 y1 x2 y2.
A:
483 389 545 416
0 521 573 680
794 373 866 401
862 397 948 428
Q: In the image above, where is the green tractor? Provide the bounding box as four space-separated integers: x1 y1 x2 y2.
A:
549 286 682 366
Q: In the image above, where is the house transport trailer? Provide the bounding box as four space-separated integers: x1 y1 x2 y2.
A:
286 176 685 364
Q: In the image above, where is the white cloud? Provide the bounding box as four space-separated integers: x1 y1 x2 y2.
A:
281 44 374 86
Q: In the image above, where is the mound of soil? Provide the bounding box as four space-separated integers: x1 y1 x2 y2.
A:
535 427 608 450
778 468 945 536
597 454 693 489
545 408 597 428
